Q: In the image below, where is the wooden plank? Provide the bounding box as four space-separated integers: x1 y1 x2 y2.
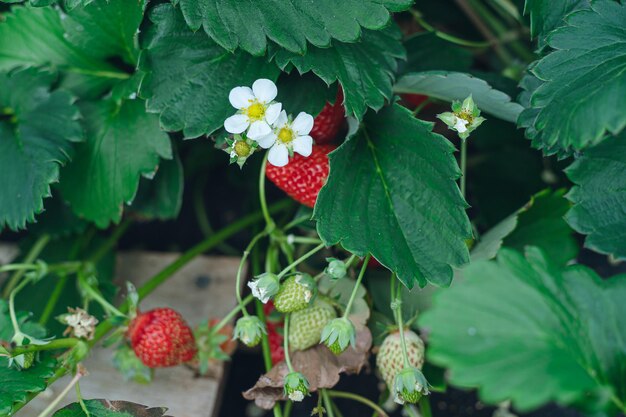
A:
20 251 241 417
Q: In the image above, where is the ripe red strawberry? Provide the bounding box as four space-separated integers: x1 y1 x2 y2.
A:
310 89 345 144
127 308 197 368
266 144 336 208
264 301 285 365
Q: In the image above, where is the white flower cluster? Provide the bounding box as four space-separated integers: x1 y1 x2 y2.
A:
224 79 314 167
62 307 99 340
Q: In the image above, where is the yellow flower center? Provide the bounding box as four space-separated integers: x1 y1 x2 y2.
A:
458 110 473 124
246 102 265 121
234 141 252 157
278 127 294 144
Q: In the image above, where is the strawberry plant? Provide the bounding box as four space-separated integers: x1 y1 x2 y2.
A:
0 1 625 417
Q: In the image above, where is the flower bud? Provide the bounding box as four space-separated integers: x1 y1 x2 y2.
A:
248 272 280 304
233 315 266 347
283 371 309 402
320 317 356 355
393 366 429 405
325 257 347 280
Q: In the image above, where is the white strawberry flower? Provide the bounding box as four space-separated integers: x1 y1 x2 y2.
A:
224 79 282 139
257 110 314 167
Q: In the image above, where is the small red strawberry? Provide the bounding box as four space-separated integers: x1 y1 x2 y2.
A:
266 144 336 208
268 327 285 365
127 308 197 368
310 89 345 144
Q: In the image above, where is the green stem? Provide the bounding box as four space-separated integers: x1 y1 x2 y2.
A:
235 231 268 316
11 338 79 356
0 264 39 273
322 390 336 417
36 370 85 417
39 275 69 326
343 254 370 319
76 379 91 417
87 219 132 264
78 273 125 318
283 400 293 417
283 314 294 372
276 243 326 279
327 390 389 417
193 178 239 255
404 405 420 417
283 215 312 231
259 153 275 230
3 234 50 298
460 138 467 200
287 236 323 245
410 9 491 48
39 237 86 326
9 277 32 334
210 294 254 336
393 276 411 369
419 396 433 417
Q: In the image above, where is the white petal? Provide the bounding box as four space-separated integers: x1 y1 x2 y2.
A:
293 135 313 157
256 133 277 149
454 117 469 133
252 78 277 103
275 110 289 128
247 120 272 139
224 114 249 134
268 143 289 167
265 102 282 125
291 112 314 135
229 86 254 109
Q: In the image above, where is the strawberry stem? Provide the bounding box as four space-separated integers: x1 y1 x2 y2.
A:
283 313 294 372
276 243 326 280
342 253 370 319
392 274 411 369
259 153 276 232
326 390 389 417
10 338 79 356
2 233 50 298
460 138 468 199
235 230 268 317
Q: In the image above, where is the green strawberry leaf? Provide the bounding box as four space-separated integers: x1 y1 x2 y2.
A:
273 26 405 119
394 71 524 123
0 357 58 417
565 133 626 260
52 400 168 417
0 67 82 231
524 0 589 49
139 4 280 138
519 0 626 153
59 99 171 228
0 1 143 98
130 152 184 222
471 189 577 266
172 0 411 55
112 344 153 384
420 247 626 414
314 104 471 288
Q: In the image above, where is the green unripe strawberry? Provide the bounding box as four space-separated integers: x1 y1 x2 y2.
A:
274 274 317 313
393 367 429 404
283 371 309 402
376 329 425 391
320 317 356 355
289 299 336 351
